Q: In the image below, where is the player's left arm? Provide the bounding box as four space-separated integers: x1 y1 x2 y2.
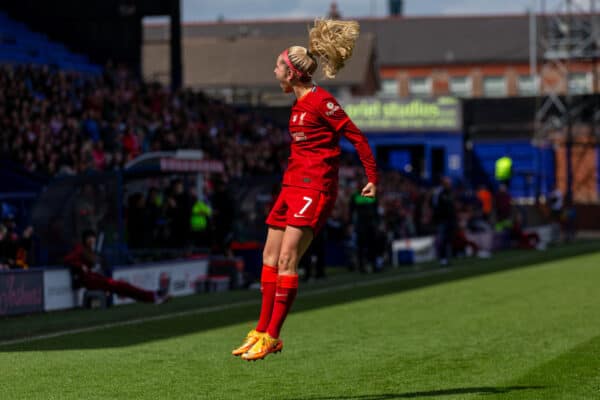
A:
318 99 378 197
340 119 377 197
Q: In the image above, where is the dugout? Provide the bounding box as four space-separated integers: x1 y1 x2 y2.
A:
30 151 224 266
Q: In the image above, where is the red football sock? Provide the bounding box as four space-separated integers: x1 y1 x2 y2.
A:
255 264 278 332
267 274 298 339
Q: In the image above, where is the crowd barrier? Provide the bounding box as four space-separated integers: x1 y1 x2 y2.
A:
391 236 436 266
111 257 210 305
391 224 555 267
0 254 245 316
2 226 558 316
0 268 44 316
43 267 76 311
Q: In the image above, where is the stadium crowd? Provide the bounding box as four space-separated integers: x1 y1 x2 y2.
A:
0 214 33 270
0 63 289 178
0 64 549 273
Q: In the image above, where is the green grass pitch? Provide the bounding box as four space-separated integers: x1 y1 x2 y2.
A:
1 241 599 399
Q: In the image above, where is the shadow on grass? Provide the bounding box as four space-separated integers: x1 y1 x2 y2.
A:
1 241 598 352
289 385 545 399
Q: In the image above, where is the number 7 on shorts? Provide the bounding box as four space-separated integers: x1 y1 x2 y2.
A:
297 196 313 216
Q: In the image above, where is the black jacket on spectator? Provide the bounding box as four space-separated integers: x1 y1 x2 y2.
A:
211 182 235 254
431 187 456 228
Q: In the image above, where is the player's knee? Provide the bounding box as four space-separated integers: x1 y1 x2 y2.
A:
277 251 297 274
263 248 278 267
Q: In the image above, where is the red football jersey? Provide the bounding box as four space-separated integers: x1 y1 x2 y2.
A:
282 86 378 192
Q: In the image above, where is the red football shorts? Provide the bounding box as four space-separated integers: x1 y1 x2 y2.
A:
266 185 337 234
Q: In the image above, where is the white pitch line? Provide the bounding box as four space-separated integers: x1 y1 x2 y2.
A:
0 267 450 347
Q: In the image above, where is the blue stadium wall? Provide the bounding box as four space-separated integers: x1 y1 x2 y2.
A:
340 132 555 199
340 131 464 184
470 139 555 198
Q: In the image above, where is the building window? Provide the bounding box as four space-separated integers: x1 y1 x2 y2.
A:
409 77 431 98
449 76 472 98
568 72 592 94
518 75 538 96
483 76 507 97
379 79 398 97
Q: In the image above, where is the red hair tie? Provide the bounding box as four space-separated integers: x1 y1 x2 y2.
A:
282 49 305 79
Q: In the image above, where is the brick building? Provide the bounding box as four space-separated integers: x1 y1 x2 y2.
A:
144 13 599 99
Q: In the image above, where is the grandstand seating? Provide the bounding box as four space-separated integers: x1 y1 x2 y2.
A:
0 11 101 74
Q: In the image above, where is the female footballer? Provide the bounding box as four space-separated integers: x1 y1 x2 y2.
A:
232 19 378 361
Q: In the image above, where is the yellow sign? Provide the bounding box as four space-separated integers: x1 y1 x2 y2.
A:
343 97 461 132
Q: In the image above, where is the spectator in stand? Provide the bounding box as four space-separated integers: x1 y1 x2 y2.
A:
0 215 35 269
74 183 103 243
549 186 564 221
12 225 34 269
299 227 327 281
92 140 107 170
126 192 148 249
165 179 191 247
494 183 512 231
431 177 457 266
210 175 236 256
476 184 493 221
349 182 379 273
190 193 212 249
145 187 165 247
495 155 513 187
548 185 568 241
64 230 170 304
510 213 540 250
0 224 11 270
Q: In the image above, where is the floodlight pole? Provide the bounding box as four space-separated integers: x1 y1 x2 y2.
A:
566 0 574 206
535 0 600 205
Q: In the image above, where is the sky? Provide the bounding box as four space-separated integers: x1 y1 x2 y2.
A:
179 0 595 22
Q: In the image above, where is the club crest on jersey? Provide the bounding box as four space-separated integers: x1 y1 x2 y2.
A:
325 102 341 116
292 112 306 125
291 131 307 141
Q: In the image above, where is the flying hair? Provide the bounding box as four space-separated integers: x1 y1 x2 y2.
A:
309 19 359 79
284 19 360 82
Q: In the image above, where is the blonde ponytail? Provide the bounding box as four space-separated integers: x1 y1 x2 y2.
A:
309 19 359 79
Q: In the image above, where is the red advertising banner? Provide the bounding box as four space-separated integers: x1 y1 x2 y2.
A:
0 270 44 316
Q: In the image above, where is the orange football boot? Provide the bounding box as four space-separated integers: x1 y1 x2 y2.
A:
241 333 283 361
231 329 264 356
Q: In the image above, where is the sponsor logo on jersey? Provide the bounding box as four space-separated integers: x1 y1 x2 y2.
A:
291 131 307 141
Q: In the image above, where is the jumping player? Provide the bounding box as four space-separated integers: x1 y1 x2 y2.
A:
232 19 378 361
